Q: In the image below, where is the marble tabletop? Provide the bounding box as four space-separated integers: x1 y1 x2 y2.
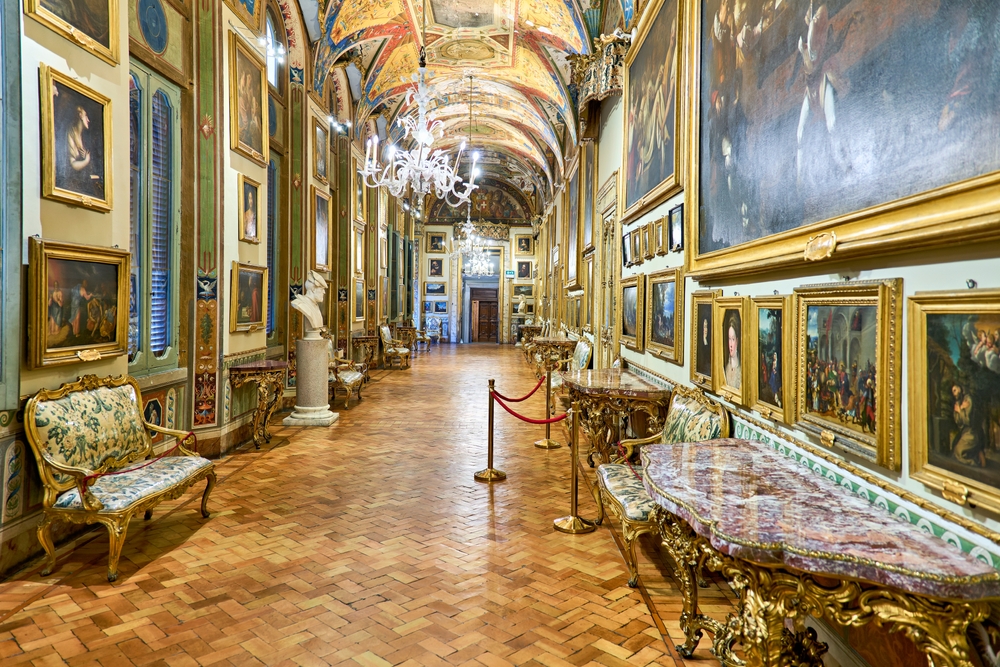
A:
642 439 1000 600
532 336 576 345
561 369 671 400
231 360 289 372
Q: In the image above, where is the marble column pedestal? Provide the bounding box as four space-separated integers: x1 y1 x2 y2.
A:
283 337 339 427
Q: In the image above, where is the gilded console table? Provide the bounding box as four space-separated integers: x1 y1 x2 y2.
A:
531 335 577 369
229 360 288 449
520 324 542 346
351 334 379 380
395 325 417 351
642 440 1000 667
562 369 670 466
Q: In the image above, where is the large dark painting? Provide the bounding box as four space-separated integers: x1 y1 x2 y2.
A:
699 0 1000 255
46 258 120 350
236 270 263 325
40 0 110 48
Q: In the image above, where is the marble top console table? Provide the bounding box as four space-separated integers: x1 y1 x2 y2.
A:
562 369 670 465
642 439 1000 667
531 336 578 370
230 361 288 449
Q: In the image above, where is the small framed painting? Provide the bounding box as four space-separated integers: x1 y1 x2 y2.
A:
517 261 532 280
515 234 534 256
429 258 443 277
619 274 644 352
425 282 447 296
513 284 534 298
426 232 447 254
423 301 433 313
714 296 748 405
749 296 793 423
313 118 329 185
354 280 365 321
642 223 655 260
668 204 684 252
312 187 330 272
40 65 113 211
223 0 265 32
379 236 387 269
690 290 721 391
238 173 261 243
630 229 643 266
28 238 129 368
26 0 118 65
354 225 364 276
795 279 903 469
229 32 268 166
621 232 633 268
230 261 268 333
645 268 684 365
654 217 668 256
434 301 448 314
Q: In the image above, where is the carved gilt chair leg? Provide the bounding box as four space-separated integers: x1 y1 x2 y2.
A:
623 522 654 588
37 515 57 576
201 471 217 518
592 484 606 526
105 520 128 582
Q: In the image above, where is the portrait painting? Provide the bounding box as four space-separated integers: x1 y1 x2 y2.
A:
517 261 532 279
429 258 443 277
565 166 580 288
690 290 720 390
238 174 261 243
750 297 792 422
582 141 596 250
795 280 902 469
513 285 534 298
622 0 681 221
692 0 1000 278
645 268 684 365
426 232 446 254
230 262 268 333
144 399 163 427
434 301 448 314
229 33 268 165
425 282 446 297
909 290 1000 512
715 297 747 403
515 235 534 256
668 204 683 252
312 188 330 272
223 0 265 33
28 238 129 368
40 65 112 211
27 0 117 64
619 275 644 352
313 119 329 184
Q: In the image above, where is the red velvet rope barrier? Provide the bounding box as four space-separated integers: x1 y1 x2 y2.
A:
617 441 643 480
492 375 546 403
491 392 567 424
81 431 197 493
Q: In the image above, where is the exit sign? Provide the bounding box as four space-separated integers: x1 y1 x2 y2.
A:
504 270 515 279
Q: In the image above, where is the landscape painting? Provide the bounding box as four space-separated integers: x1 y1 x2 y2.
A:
619 276 643 352
645 268 683 364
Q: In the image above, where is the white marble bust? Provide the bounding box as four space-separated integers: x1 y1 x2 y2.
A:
291 270 328 339
516 294 526 314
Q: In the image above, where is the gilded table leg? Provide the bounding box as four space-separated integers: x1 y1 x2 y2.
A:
201 471 216 518
261 372 284 443
37 514 56 576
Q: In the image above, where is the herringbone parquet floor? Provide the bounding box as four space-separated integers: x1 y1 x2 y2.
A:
0 345 735 666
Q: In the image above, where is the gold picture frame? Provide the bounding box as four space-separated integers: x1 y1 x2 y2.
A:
619 274 644 352
223 0 265 33
563 156 582 290
714 296 748 405
354 279 365 321
645 268 684 365
653 217 668 256
26 0 119 65
354 223 365 276
229 261 269 333
312 118 329 185
424 282 447 297
690 289 721 391
908 289 1000 514
311 187 331 272
238 173 262 244
514 234 534 256
40 64 113 212
621 0 682 223
28 238 129 368
749 296 794 423
642 223 655 260
581 140 598 254
630 229 643 266
228 32 269 166
794 279 902 470
426 232 447 254
352 148 366 223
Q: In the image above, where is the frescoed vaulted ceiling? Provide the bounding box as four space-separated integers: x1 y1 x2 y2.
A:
311 0 594 217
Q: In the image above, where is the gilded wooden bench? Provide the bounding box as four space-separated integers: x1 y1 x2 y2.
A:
25 375 216 582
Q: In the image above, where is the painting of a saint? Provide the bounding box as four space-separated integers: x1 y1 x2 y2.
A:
429 259 443 277
517 261 531 279
516 235 533 255
45 258 120 350
229 34 267 164
582 142 595 249
239 175 260 243
757 308 783 409
28 0 115 63
236 269 263 325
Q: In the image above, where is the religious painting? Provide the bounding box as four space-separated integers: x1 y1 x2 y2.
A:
229 32 268 165
619 275 644 352
750 296 793 423
354 280 365 321
582 141 597 252
313 119 329 185
434 302 448 314
513 285 534 298
429 258 443 277
238 174 261 243
690 290 720 391
517 261 532 280
689 0 1000 280
714 297 747 405
229 261 268 333
645 268 684 365
907 290 1000 514
429 181 532 221
27 0 118 64
515 234 533 256
795 279 902 469
668 204 683 252
425 282 447 297
622 0 681 222
223 0 264 33
40 65 113 211
312 188 330 272
426 232 447 254
28 238 129 368
564 163 581 289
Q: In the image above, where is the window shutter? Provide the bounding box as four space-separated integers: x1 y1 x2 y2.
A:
267 160 277 334
128 75 143 361
149 91 172 356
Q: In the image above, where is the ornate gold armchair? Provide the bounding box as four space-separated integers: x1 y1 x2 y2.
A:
523 320 551 367
379 324 411 369
551 335 594 412
327 339 365 408
24 375 217 582
425 318 442 345
592 385 728 587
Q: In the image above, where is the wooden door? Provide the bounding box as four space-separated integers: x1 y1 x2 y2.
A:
477 301 498 342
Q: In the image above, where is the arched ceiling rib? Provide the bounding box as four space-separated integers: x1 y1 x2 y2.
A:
313 0 591 216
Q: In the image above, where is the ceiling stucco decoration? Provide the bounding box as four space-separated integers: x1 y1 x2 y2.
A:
429 178 532 221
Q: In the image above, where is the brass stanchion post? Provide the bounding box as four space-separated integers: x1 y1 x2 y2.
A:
475 379 507 482
554 401 596 534
534 358 561 449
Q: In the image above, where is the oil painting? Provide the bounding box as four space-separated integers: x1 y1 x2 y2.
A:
645 268 683 365
690 290 720 390
426 232 446 254
229 33 267 165
355 280 365 320
693 0 1000 275
515 234 533 255
425 283 446 296
429 258 443 277
622 0 680 221
582 141 596 251
619 275 644 352
313 119 329 184
715 297 746 404
312 188 330 272
517 261 531 279
224 0 264 33
41 65 112 211
239 174 261 243
230 262 268 333
750 296 791 422
513 284 533 298
565 165 580 288
434 302 448 314
27 0 117 64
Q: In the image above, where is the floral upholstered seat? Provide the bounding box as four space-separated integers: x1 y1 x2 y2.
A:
25 375 217 582
328 340 365 408
593 384 728 587
380 325 411 369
